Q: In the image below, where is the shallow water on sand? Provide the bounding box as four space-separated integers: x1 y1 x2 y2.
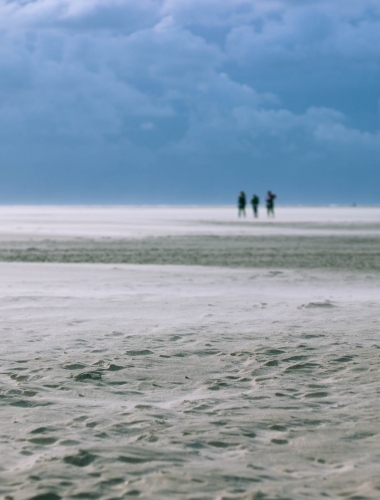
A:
1 263 380 499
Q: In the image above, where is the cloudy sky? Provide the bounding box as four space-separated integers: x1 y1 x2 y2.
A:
0 0 379 204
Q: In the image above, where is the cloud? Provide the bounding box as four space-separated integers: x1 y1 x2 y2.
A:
0 0 379 202
225 1 380 63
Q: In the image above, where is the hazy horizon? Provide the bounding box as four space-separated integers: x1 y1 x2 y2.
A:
0 202 378 208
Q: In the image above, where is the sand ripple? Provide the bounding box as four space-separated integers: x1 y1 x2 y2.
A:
0 235 380 271
0 264 380 499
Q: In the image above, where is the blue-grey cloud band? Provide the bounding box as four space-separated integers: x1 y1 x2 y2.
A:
0 0 379 203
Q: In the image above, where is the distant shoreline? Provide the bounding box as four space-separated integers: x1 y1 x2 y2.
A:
0 203 379 208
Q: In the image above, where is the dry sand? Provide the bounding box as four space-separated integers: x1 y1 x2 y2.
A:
0 205 380 271
1 206 380 499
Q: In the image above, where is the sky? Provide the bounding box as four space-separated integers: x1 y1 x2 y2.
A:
0 0 379 204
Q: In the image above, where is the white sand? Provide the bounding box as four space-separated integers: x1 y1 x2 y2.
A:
0 205 380 239
0 205 379 270
0 207 380 499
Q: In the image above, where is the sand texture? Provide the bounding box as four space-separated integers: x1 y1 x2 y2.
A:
0 234 379 271
0 206 379 271
0 207 380 499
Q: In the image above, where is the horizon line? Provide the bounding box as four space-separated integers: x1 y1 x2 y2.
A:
0 203 378 208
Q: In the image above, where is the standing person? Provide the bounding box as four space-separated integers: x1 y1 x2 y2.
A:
237 191 246 217
250 194 259 218
266 190 276 217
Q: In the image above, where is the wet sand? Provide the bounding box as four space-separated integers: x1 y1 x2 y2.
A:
0 234 379 271
1 206 380 499
0 205 379 271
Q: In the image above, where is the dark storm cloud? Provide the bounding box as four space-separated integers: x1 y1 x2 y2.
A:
0 0 379 203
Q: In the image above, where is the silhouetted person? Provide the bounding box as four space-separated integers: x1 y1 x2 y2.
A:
251 194 259 218
238 191 246 217
266 190 276 217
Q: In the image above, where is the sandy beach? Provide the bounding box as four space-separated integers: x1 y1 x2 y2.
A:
1 206 380 499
